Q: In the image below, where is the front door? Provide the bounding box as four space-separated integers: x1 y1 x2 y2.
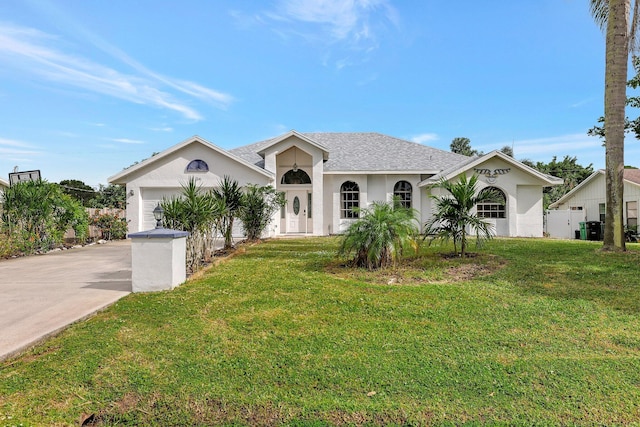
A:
286 191 307 233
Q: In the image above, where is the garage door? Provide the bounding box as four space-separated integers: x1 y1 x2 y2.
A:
140 187 245 239
141 187 183 231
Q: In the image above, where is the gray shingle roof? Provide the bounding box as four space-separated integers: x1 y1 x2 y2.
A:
230 132 470 173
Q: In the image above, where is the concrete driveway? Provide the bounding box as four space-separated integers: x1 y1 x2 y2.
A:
0 240 131 362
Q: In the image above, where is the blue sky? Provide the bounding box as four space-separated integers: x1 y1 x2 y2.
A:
0 0 632 187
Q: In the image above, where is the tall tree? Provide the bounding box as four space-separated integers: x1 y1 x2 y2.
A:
450 137 481 156
590 0 640 250
500 145 514 157
58 179 96 206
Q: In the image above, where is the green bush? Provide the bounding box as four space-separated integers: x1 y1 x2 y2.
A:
338 200 419 269
0 180 89 254
91 213 128 240
238 184 285 241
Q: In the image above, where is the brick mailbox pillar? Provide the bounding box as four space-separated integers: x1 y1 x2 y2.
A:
128 228 190 293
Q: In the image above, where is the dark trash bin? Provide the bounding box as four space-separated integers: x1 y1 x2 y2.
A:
586 221 602 241
575 230 580 240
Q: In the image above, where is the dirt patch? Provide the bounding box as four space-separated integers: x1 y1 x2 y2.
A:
327 253 506 286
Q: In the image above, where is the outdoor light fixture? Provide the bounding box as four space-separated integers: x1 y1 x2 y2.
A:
292 146 298 172
153 203 164 229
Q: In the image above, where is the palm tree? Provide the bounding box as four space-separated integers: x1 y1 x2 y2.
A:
424 174 497 257
211 175 243 250
338 200 419 270
590 0 640 250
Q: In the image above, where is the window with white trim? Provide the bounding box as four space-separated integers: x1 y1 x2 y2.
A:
186 159 209 172
340 181 359 219
477 187 506 219
627 201 637 227
393 180 412 209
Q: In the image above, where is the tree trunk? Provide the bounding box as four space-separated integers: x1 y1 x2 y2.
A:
603 0 629 251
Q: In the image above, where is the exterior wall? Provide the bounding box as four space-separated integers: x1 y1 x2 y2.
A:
553 174 605 221
326 173 423 234
516 185 543 237
552 173 640 224
262 135 325 235
123 142 272 233
422 159 547 237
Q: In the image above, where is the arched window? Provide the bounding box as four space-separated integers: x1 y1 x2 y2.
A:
477 187 506 218
281 169 311 184
393 180 412 209
341 181 360 218
186 159 209 172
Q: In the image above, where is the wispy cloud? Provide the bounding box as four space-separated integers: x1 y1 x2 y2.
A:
411 133 439 144
238 0 399 68
149 126 173 132
474 133 606 167
0 22 233 120
108 138 145 144
0 137 33 148
0 137 43 161
272 0 398 45
501 134 602 156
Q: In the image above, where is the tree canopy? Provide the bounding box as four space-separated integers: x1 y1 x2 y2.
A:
450 137 482 156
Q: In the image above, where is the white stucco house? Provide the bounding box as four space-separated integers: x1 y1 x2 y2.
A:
546 169 640 237
108 130 562 238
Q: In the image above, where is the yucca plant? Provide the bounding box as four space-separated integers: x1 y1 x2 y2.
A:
338 200 419 270
424 174 498 257
161 178 224 271
211 175 243 250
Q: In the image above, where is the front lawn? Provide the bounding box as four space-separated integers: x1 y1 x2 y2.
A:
2 238 640 425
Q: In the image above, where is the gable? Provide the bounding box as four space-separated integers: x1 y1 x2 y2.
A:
109 136 273 186
550 169 640 209
418 151 563 187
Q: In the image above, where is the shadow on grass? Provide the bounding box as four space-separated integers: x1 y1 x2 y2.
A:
487 239 640 314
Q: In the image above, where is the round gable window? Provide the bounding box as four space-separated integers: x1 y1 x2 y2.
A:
186 159 209 172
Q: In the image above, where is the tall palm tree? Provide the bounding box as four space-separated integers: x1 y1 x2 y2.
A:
590 0 640 250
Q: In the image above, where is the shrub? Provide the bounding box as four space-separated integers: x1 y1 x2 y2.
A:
161 178 224 272
1 180 89 253
91 213 128 240
338 200 419 270
238 185 285 241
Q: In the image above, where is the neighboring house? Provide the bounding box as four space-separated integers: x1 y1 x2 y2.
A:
109 131 562 237
0 177 8 199
547 169 640 238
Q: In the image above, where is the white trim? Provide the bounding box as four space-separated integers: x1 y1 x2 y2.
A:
324 170 440 175
548 169 640 209
417 151 564 187
0 177 8 188
257 130 330 161
108 135 273 184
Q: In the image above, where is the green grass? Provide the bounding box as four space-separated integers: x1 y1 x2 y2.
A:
2 237 640 425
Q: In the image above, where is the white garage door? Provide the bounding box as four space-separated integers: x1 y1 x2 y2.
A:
140 187 245 239
141 187 183 231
